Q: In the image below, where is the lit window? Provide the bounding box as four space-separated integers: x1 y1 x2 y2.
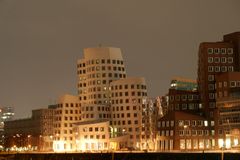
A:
204 121 208 127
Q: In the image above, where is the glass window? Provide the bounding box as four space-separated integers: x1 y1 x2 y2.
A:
207 48 213 54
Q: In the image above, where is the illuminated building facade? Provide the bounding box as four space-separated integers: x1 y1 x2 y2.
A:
110 77 148 149
198 32 240 119
77 47 126 122
53 94 81 152
215 72 240 149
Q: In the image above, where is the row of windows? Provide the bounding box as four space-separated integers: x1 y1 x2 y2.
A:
169 94 199 101
86 72 126 79
111 98 143 104
112 105 139 111
82 126 105 132
178 120 214 127
53 137 74 141
229 81 240 88
112 91 147 98
78 59 124 68
57 103 80 108
84 59 124 66
84 66 125 72
55 116 81 121
169 103 199 110
54 129 73 135
112 84 147 90
158 121 174 127
179 130 213 136
112 120 139 125
53 123 73 128
208 57 233 64
112 112 138 118
208 66 233 72
84 134 106 139
159 130 174 136
207 48 233 54
87 93 109 100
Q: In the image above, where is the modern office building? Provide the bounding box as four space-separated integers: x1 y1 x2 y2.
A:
77 47 126 122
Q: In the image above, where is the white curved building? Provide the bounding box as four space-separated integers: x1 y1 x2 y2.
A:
77 47 126 121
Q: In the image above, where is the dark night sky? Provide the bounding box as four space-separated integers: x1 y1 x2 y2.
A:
0 0 240 118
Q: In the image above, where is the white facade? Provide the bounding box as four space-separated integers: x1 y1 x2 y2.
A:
53 94 81 152
110 77 148 149
77 47 126 122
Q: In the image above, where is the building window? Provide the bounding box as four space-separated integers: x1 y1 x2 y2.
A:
215 66 220 72
207 48 213 54
214 57 220 63
227 48 233 54
228 66 234 72
178 120 184 127
220 48 226 54
230 81 236 87
221 66 227 72
228 57 233 63
209 93 215 99
208 66 214 72
208 84 214 90
192 130 197 136
214 48 220 54
209 102 215 108
221 57 226 63
169 121 174 127
208 75 214 81
208 57 213 63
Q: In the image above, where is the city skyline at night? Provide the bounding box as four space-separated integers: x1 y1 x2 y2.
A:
1 0 240 119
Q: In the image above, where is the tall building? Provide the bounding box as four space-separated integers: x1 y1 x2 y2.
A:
72 47 158 151
77 47 126 122
197 32 240 119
